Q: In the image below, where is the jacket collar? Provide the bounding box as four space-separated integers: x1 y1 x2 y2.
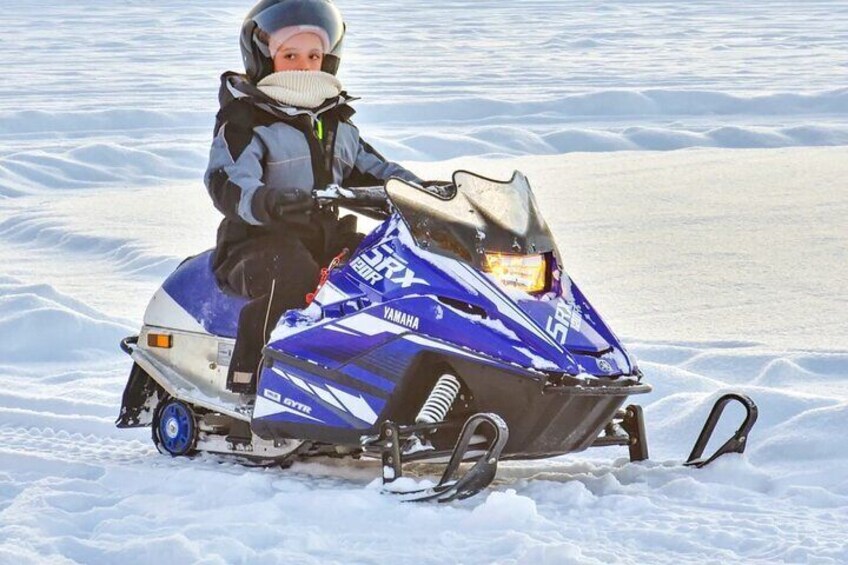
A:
219 71 358 122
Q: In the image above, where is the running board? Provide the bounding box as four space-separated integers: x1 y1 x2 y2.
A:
685 393 758 468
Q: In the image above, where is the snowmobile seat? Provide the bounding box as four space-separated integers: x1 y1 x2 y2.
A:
160 249 248 338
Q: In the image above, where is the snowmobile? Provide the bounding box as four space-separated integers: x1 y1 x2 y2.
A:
117 170 756 502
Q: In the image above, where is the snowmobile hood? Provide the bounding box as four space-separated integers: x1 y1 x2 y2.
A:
509 277 635 377
381 172 634 377
267 212 634 379
263 170 637 380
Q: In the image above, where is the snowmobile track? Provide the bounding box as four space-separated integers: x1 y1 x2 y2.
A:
0 425 155 470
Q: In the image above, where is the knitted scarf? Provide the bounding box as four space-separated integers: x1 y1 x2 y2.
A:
256 70 342 109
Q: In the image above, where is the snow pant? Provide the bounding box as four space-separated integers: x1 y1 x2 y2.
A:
219 216 363 393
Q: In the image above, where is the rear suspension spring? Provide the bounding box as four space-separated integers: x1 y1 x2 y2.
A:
416 374 461 425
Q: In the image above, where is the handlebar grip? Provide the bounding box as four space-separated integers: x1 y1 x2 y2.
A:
347 185 389 206
315 185 387 206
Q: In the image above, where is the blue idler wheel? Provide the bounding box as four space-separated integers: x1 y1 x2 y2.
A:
153 399 197 456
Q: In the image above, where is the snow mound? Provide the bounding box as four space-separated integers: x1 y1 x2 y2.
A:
357 89 848 124
0 140 206 196
0 108 210 136
0 211 177 279
753 402 848 467
0 280 131 362
5 117 848 195
386 122 848 160
3 3 848 196
466 489 540 529
626 346 848 509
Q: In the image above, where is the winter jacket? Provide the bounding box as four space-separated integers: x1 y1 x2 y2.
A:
204 72 422 282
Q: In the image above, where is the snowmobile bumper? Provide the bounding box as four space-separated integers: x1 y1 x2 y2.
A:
447 357 651 460
253 345 650 460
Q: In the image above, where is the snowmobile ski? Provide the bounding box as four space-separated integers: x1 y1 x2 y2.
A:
380 413 509 503
685 392 758 468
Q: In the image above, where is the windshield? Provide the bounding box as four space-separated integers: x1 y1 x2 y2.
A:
385 170 558 269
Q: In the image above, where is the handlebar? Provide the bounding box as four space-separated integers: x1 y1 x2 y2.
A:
312 181 454 219
314 184 387 206
313 184 390 219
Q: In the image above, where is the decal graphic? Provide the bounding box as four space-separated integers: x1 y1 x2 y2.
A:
272 367 380 424
544 299 583 345
383 306 420 330
350 244 428 288
283 397 313 415
255 388 323 423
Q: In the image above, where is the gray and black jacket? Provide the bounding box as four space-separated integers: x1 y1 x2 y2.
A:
204 72 422 276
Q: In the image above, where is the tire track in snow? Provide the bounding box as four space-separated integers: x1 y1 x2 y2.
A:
0 426 154 471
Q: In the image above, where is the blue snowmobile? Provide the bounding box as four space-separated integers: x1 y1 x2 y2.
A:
118 170 746 502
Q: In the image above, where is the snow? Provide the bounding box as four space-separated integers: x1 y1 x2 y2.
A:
4 1 848 197
2 0 848 563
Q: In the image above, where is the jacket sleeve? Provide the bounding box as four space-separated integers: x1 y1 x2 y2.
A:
344 131 423 188
204 119 278 226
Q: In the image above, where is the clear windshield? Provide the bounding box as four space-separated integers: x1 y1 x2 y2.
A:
385 170 558 269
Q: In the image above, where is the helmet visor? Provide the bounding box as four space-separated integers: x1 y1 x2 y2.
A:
253 1 344 58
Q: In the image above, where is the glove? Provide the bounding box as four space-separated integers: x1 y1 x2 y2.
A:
256 188 314 223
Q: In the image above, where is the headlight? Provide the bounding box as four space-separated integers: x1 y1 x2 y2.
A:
483 253 548 294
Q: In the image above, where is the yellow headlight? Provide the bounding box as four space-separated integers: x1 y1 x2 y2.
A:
483 253 547 294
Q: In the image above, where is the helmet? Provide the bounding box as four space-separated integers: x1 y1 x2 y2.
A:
240 0 345 82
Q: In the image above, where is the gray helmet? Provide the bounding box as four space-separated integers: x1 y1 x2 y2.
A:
240 0 345 82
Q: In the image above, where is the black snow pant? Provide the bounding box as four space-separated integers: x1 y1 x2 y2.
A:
219 216 362 393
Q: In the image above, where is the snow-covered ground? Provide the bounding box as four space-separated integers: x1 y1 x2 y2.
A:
4 0 848 197
1 1 847 563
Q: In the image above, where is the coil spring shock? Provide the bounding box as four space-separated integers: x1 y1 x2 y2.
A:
415 374 462 425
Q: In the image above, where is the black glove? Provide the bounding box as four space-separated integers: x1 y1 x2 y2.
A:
256 188 314 223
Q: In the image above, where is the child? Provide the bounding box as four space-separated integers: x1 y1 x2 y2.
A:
204 0 424 393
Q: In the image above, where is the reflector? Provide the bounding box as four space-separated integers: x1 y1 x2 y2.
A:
147 333 172 349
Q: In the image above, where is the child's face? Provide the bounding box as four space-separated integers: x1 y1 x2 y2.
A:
272 33 324 72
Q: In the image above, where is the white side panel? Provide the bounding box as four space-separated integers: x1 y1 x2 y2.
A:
143 288 208 334
130 344 250 422
313 282 349 307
